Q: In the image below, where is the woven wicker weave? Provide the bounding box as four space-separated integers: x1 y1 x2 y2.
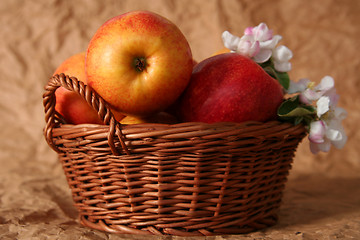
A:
43 74 306 236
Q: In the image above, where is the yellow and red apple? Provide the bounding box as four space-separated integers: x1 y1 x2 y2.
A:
85 11 193 117
120 112 178 125
54 52 124 124
178 53 284 123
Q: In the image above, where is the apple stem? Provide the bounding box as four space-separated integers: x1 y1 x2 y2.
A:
133 57 147 72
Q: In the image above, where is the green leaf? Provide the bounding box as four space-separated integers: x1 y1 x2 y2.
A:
294 116 304 125
275 71 290 90
277 97 316 118
277 96 299 116
280 106 315 117
277 97 316 126
263 65 290 90
263 66 275 77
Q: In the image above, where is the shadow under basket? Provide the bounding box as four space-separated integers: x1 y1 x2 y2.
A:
43 74 307 236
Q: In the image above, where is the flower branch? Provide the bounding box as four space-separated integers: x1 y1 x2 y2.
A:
221 23 347 154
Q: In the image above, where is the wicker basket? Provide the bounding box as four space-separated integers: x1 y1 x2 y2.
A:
43 73 306 236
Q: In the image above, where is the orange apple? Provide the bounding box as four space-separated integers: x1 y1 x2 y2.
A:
120 112 178 125
85 11 193 117
54 52 124 124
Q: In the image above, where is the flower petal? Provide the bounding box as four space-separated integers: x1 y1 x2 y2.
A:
317 96 330 118
237 39 260 57
244 27 254 36
222 31 241 51
310 136 332 154
309 120 326 144
253 23 273 41
316 76 334 92
326 128 342 142
300 89 321 104
273 45 293 61
321 141 332 152
287 79 310 94
333 107 347 120
253 49 272 63
260 35 282 49
332 130 347 149
327 119 348 149
324 88 340 106
274 61 292 72
309 141 320 154
249 41 261 57
272 45 293 72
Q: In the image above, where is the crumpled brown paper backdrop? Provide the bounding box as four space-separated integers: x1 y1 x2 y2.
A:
1 0 359 239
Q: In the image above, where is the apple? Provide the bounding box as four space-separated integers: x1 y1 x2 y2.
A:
85 11 193 117
178 53 284 123
54 52 104 125
120 112 178 125
54 52 124 124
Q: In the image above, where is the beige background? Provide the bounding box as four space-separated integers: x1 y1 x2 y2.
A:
0 0 359 239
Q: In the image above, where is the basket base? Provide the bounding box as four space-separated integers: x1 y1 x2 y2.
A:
79 214 278 236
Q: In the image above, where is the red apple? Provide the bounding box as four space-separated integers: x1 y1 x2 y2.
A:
54 52 124 124
178 53 284 123
85 11 193 117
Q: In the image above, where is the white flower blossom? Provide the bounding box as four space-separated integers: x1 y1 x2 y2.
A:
287 76 336 104
316 96 331 118
289 76 347 154
222 31 241 52
309 110 347 154
223 24 347 155
221 23 291 71
237 35 261 58
272 45 293 72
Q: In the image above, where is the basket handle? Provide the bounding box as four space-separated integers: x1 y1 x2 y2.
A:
43 73 129 156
